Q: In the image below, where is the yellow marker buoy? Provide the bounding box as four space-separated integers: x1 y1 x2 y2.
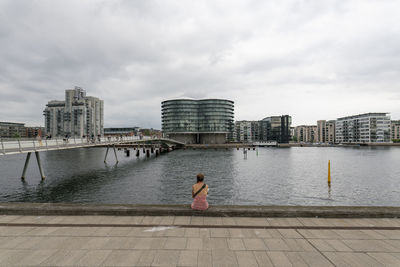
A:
328 160 331 185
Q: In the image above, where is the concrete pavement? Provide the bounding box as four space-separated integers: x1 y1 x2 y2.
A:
1 215 400 266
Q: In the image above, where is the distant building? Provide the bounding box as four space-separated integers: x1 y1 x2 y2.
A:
140 128 162 138
261 115 292 143
290 127 295 141
316 120 336 143
335 113 391 143
0 122 27 138
26 127 45 138
391 120 400 140
233 115 292 143
161 99 234 144
295 125 317 143
104 127 140 136
234 121 253 142
43 86 104 138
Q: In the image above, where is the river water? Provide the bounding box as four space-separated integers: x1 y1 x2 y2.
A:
0 146 400 206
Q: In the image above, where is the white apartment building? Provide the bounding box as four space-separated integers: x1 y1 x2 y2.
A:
335 113 391 143
44 87 104 138
316 120 336 143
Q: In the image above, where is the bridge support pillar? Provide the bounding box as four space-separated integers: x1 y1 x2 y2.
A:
151 147 154 154
21 152 31 180
155 149 159 157
35 152 45 180
104 146 109 163
21 152 46 180
142 147 145 153
146 149 150 158
113 145 119 163
136 149 140 157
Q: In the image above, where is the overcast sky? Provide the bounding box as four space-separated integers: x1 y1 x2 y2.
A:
1 0 399 128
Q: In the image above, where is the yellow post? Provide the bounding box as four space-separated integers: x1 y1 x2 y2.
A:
328 160 331 185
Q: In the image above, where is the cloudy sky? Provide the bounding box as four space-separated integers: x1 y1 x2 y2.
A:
0 0 399 128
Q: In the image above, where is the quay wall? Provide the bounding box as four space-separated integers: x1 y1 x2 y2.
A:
1 203 400 218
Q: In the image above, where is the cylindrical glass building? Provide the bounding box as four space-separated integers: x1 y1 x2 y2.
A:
161 99 234 144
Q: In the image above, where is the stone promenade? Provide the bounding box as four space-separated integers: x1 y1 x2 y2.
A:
1 215 400 266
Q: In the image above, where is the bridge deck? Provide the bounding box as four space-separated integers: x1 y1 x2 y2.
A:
0 136 184 156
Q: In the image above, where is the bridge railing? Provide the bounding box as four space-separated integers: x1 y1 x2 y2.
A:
0 136 151 155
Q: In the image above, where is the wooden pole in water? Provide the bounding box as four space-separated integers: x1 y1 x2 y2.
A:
328 160 331 185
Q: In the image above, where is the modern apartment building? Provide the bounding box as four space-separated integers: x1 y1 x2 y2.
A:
391 120 400 140
26 127 45 138
233 115 292 143
234 121 249 142
290 127 295 141
295 125 317 143
234 121 253 142
161 99 234 144
335 113 391 143
0 122 27 138
43 87 104 138
261 115 292 143
316 120 336 143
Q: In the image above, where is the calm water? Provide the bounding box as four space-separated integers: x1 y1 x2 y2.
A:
1 147 400 206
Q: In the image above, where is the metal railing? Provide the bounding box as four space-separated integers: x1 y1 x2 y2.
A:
0 136 152 156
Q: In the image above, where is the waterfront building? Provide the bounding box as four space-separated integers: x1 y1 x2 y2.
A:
290 127 295 141
26 127 45 138
316 120 336 143
104 127 140 136
0 122 27 138
233 115 292 143
44 86 104 138
295 125 317 143
161 99 234 144
391 120 400 140
234 121 253 142
335 113 391 143
261 115 292 143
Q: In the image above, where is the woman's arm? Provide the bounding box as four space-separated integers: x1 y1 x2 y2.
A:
192 186 195 198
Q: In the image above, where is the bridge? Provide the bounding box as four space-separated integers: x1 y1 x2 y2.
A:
0 136 184 180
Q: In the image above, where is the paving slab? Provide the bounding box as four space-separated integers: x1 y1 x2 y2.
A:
0 214 400 266
178 250 198 266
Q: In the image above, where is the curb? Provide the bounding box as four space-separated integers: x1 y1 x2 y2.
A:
1 203 400 218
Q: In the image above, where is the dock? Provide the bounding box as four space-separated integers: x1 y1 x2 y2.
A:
0 203 400 266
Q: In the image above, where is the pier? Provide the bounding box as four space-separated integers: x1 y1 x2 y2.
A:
0 203 400 266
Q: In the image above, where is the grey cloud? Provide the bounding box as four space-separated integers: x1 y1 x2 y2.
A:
0 0 399 128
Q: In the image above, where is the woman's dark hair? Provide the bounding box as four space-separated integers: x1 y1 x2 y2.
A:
197 173 204 183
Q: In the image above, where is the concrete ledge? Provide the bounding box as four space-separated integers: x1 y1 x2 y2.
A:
1 203 400 218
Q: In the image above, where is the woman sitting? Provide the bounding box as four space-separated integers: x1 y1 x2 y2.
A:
191 173 209 210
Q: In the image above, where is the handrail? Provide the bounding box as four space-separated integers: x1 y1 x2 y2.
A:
0 136 179 156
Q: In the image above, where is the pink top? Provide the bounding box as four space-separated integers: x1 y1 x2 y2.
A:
191 195 209 210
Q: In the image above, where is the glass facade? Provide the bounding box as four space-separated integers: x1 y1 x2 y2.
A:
162 99 234 133
261 115 292 143
161 99 234 143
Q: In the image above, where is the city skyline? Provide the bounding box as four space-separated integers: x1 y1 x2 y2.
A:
1 1 400 128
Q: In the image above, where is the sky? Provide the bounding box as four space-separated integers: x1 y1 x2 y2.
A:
0 0 399 128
